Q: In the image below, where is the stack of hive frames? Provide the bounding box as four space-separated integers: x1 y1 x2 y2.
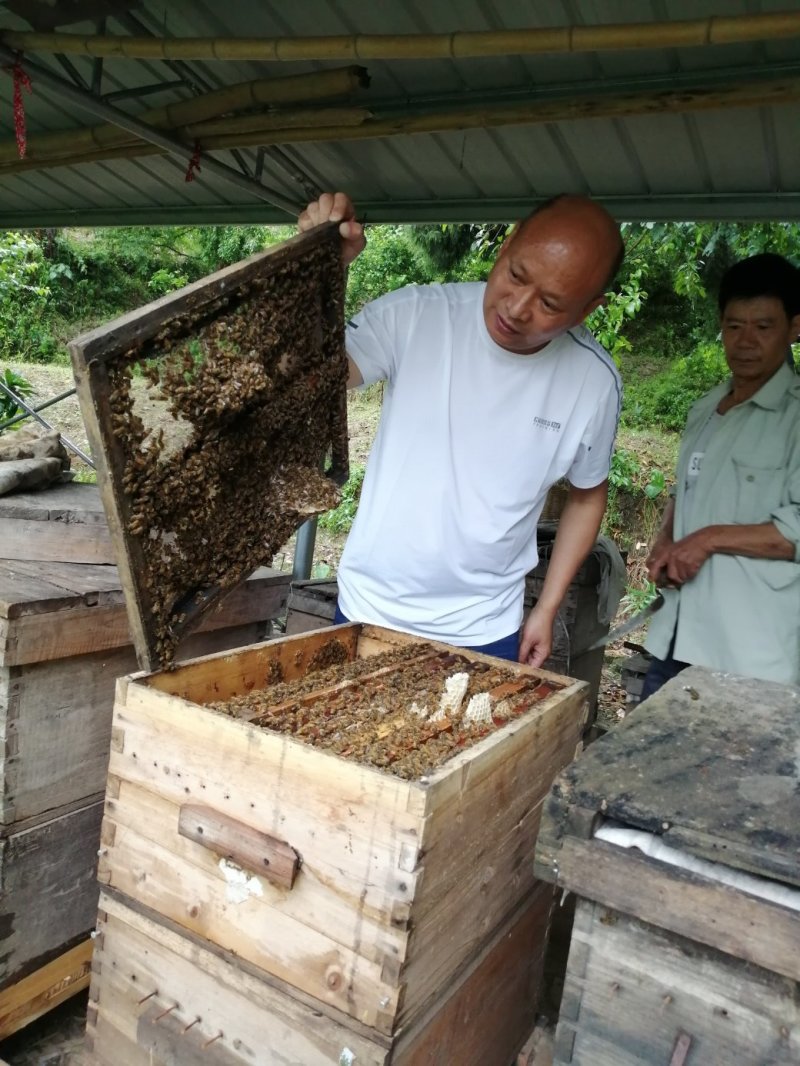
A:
69 224 348 672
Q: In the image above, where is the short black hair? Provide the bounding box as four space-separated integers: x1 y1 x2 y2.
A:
718 253 800 319
520 194 625 292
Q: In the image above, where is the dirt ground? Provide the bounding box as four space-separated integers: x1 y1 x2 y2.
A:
0 362 641 1060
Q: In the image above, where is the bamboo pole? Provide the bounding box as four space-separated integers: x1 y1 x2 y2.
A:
3 12 800 61
180 106 371 139
0 66 368 165
1 75 798 177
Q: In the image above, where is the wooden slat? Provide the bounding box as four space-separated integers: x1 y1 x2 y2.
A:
0 517 116 564
0 799 103 987
0 482 106 523
0 939 92 1040
540 837 800 984
0 569 289 666
89 890 391 1066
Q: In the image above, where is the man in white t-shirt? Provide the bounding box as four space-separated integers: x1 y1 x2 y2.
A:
298 192 624 666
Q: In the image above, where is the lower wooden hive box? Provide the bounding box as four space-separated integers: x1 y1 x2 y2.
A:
86 623 589 1064
534 667 800 1066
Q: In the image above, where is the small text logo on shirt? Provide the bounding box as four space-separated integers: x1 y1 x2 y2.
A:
533 416 562 432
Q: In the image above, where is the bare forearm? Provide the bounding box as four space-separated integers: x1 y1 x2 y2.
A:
536 482 608 616
702 522 795 561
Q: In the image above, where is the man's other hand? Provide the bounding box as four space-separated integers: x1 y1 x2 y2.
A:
645 531 673 584
518 605 554 668
298 192 366 267
662 528 715 585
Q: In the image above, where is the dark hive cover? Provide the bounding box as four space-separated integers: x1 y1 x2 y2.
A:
69 224 348 672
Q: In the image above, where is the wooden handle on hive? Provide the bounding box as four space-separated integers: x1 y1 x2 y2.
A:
178 804 299 890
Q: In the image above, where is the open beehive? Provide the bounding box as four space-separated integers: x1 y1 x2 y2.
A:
88 623 589 1064
69 224 348 671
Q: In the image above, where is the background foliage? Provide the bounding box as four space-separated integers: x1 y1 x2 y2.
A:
1 217 797 561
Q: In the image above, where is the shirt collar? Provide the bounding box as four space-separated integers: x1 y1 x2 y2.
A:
745 362 796 410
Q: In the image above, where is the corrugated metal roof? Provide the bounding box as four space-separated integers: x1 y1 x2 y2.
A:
0 0 799 225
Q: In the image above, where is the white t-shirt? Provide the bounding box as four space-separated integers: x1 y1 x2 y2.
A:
338 282 621 645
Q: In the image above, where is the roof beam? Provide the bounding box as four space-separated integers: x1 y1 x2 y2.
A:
4 11 800 61
0 43 301 215
2 72 799 177
4 193 800 229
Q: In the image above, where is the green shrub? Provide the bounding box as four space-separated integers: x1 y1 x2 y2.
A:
622 341 729 431
319 464 365 534
0 366 33 423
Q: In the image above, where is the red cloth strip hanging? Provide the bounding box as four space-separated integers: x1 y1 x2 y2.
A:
185 141 202 182
8 58 32 159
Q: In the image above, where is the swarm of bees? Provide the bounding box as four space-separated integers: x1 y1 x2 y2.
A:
106 237 348 666
209 641 562 780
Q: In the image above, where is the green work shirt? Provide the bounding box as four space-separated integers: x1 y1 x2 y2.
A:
645 363 800 685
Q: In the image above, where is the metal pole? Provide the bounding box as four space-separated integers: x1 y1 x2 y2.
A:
292 519 318 581
0 44 301 217
0 379 94 466
0 386 76 431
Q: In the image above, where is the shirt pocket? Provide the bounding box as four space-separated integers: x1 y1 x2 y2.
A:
732 458 785 524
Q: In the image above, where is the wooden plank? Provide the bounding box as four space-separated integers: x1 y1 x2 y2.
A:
178 803 300 889
539 667 800 888
0 517 116 564
88 883 551 1066
0 798 103 987
0 939 92 1040
553 898 800 1066
0 569 289 666
0 482 106 523
88 891 391 1066
393 885 552 1066
143 622 360 701
0 620 274 825
540 837 800 984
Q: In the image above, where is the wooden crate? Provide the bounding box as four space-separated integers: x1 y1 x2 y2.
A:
0 798 102 990
86 883 551 1066
90 622 589 1061
534 667 800 1066
0 484 289 825
554 898 799 1066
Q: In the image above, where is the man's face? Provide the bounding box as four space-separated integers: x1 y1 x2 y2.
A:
482 222 608 355
721 297 800 386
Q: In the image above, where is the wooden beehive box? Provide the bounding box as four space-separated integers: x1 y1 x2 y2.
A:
87 623 589 1064
0 484 290 1001
69 223 348 672
534 667 800 1066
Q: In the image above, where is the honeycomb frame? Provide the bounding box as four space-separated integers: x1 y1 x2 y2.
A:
69 224 348 672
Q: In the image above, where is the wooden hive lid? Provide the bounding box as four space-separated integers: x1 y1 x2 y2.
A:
69 224 348 673
539 666 800 889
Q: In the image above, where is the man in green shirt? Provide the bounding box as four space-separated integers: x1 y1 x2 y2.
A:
642 253 800 697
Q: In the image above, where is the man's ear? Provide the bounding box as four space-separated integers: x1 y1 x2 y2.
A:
790 312 800 342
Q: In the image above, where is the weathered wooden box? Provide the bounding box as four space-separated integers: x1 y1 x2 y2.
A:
87 623 589 1063
535 667 800 1066
0 486 290 825
0 484 289 1000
